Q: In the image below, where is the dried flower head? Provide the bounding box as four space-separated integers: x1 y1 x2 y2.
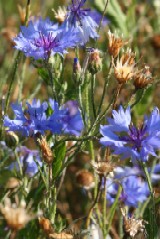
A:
0 198 36 230
37 136 53 164
76 170 95 190
121 207 147 238
91 161 114 177
108 30 128 58
52 6 67 24
114 53 136 84
121 48 136 65
134 65 153 89
49 232 73 239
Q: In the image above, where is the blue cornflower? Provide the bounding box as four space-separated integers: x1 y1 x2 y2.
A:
9 146 42 177
61 0 99 44
100 106 160 162
4 99 61 136
49 99 84 136
13 17 80 59
4 99 84 137
106 174 150 207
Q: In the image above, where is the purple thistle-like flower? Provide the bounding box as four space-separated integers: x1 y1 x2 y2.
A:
100 106 160 162
61 0 99 44
13 17 80 59
106 174 150 207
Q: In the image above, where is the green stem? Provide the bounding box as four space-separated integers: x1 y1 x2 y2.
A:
106 187 122 236
131 89 145 108
102 177 107 238
141 162 157 238
91 74 96 119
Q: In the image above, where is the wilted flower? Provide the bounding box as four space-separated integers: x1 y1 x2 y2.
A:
61 0 99 44
100 106 160 162
108 31 128 58
0 198 37 230
13 17 80 59
134 65 153 89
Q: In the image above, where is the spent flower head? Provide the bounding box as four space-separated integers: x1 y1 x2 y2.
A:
134 65 153 89
108 30 128 58
100 106 160 162
0 198 38 230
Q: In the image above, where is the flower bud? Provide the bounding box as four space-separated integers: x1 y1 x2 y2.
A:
88 49 102 74
37 136 53 164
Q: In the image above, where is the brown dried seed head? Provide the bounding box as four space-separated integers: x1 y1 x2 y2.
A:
134 65 153 89
52 7 67 24
108 30 128 58
121 48 136 65
91 161 114 176
37 136 53 164
121 207 147 238
114 55 136 84
76 170 95 190
0 198 35 230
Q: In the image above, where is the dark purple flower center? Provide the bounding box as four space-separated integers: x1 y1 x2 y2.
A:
34 32 59 52
68 0 90 25
120 124 148 151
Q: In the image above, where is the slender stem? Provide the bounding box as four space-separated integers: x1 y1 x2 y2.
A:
112 83 123 109
106 187 122 236
95 0 109 48
97 60 113 117
91 74 96 119
102 177 107 238
4 51 22 116
131 89 145 108
86 177 102 228
141 162 157 238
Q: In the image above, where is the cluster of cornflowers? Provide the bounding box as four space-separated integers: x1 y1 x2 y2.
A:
13 0 107 60
4 99 84 137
